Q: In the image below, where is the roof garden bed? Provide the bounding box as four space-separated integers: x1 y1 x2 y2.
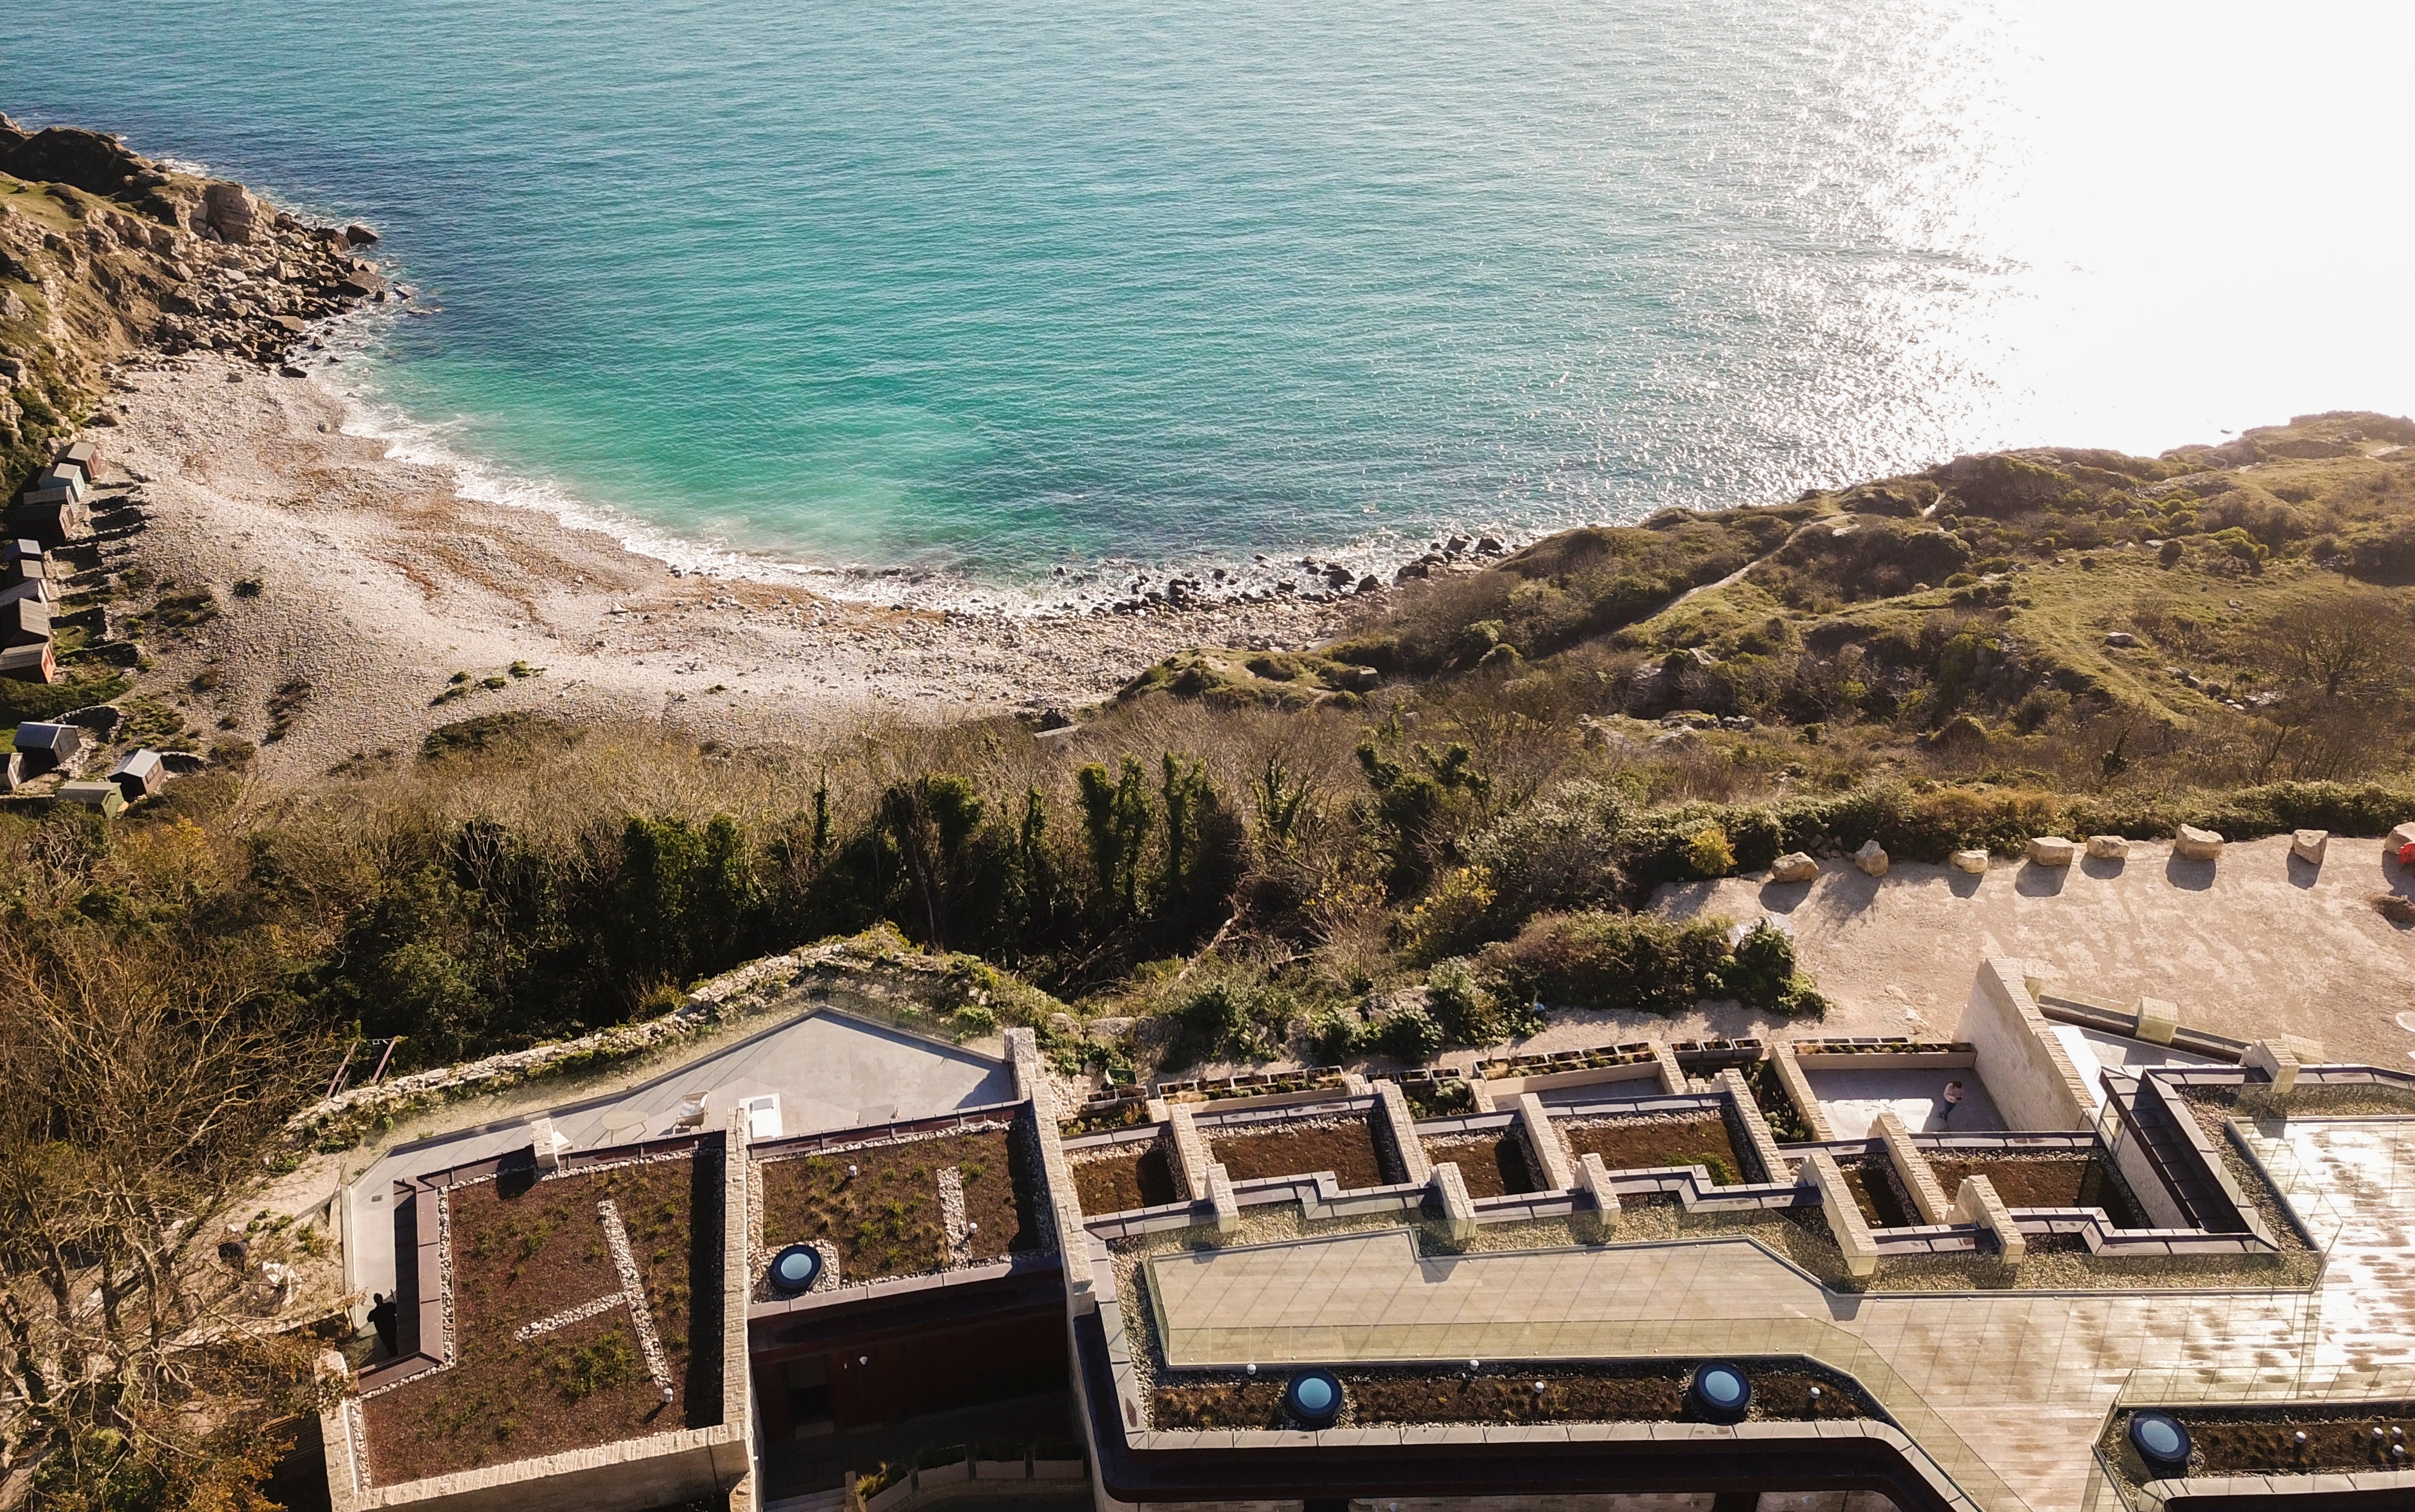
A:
1072 1135 1181 1215
756 1118 1042 1293
1153 1360 1878 1431
1837 1155 1915 1229
1560 1112 1744 1186
360 1149 718 1484
1930 1151 2145 1227
1206 1115 1392 1189
2104 1404 2415 1479
1422 1130 1537 1198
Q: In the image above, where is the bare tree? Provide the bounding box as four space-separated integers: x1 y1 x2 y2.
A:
2262 587 2415 700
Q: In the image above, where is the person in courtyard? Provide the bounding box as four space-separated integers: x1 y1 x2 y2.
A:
1940 1079 1966 1126
368 1292 399 1358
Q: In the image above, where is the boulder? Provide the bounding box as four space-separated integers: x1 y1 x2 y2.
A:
1768 852 1819 884
1950 849 1989 874
1475 535 1504 555
1850 839 1889 877
2026 836 2076 867
2175 824 2224 862
200 180 259 244
2389 821 2415 856
343 222 380 245
2103 631 2137 647
2086 834 2130 861
2290 829 2328 865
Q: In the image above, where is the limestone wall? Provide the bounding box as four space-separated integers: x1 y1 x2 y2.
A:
1953 959 2093 1131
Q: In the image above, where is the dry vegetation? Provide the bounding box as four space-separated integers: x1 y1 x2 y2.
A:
757 1127 1037 1284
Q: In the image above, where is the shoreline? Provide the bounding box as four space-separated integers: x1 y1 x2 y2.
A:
93 353 1356 778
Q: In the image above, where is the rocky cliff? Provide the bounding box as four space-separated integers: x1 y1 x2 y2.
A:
0 116 388 490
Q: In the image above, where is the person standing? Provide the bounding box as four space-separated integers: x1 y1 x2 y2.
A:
1940 1079 1966 1126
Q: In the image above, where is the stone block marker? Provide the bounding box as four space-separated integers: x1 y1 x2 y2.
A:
1652 1040 1689 1095
1574 1151 1620 1218
1718 1067 1791 1184
1516 1093 1574 1192
1874 1111 1951 1226
2087 834 2130 861
1204 1162 1241 1236
1852 839 1889 877
2391 820 2415 856
1951 1174 2026 1263
1166 1102 1213 1202
2244 1040 2302 1096
1769 1047 1835 1143
2175 824 2225 861
1375 1080 1431 1186
1769 851 1819 883
1950 848 1989 874
1430 1161 1477 1244
2134 996 2180 1045
2290 828 2329 865
1801 1150 1878 1278
2026 836 2075 866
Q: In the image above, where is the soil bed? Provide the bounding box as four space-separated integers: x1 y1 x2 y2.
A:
1840 1157 1914 1229
1930 1153 2144 1228
2175 1407 2415 1474
1207 1117 1391 1189
760 1124 1039 1286
1422 1132 1536 1198
1072 1139 1181 1215
363 1153 718 1484
1156 1362 1875 1430
1562 1114 1743 1186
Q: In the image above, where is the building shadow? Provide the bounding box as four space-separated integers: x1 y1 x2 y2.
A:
2014 862 2067 897
2164 851 2218 892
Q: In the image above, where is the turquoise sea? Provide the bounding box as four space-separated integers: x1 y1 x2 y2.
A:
7 1 2411 601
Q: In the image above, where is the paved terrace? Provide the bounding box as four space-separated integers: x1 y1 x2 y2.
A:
1141 1115 2415 1512
343 1008 1013 1300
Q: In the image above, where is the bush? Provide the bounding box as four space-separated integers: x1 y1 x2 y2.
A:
1715 921 1827 1016
1397 865 1501 966
1482 911 1731 1015
951 1004 999 1037
1169 976 1298 1063
1685 824 1735 879
1423 957 1521 1048
1370 1000 1445 1063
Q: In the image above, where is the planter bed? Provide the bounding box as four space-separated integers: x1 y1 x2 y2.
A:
1154 1361 1878 1431
2110 1404 2415 1478
1072 1137 1182 1215
1560 1112 1745 1186
1422 1131 1537 1198
1837 1155 1915 1229
362 1153 715 1483
1930 1152 2145 1229
759 1123 1040 1287
1207 1116 1392 1189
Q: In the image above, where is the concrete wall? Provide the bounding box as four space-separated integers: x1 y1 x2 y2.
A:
1953 959 2093 1132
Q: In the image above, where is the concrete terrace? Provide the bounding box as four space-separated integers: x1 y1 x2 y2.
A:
1135 1117 2415 1512
343 1008 1013 1300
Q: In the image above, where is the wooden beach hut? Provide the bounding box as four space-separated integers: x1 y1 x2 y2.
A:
57 779 125 817
107 748 167 801
0 595 49 648
0 641 55 685
58 440 99 479
14 721 84 776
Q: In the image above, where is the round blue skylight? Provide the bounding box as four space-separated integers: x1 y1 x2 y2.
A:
769 1244 821 1293
2129 1412 2191 1471
1687 1361 1753 1422
1285 1368 1343 1427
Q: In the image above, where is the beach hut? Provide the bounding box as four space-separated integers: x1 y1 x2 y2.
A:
58 440 99 478
0 576 55 607
57 779 125 817
0 642 55 685
14 721 84 776
3 538 40 572
0 596 49 648
0 753 19 792
4 500 79 550
2 555 45 591
107 748 166 801
31 466 84 503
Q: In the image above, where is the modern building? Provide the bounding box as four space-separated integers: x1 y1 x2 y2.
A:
316 958 2415 1512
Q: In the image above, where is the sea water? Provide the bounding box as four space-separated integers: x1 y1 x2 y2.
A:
7 0 2410 602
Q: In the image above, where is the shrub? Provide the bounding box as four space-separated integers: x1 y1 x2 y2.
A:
951 1004 999 1037
1370 1000 1445 1062
1423 957 1532 1048
1397 865 1500 966
1482 911 1731 1015
1685 824 1735 879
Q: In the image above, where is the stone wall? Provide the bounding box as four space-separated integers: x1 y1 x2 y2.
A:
1954 959 2093 1132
